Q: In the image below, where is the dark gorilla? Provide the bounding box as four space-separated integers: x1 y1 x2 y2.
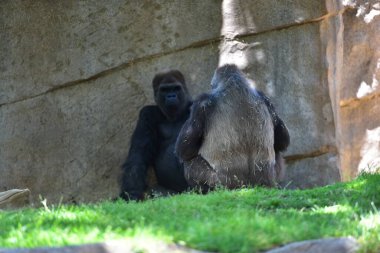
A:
120 70 192 201
175 64 289 190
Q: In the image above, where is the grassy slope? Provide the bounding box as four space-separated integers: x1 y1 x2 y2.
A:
0 173 379 253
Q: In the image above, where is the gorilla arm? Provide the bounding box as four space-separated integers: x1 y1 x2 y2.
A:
120 106 159 201
175 94 212 161
257 91 290 152
256 90 289 181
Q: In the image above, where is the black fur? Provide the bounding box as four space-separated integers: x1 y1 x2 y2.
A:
120 70 191 201
256 90 290 181
175 93 216 161
175 64 289 189
256 90 290 154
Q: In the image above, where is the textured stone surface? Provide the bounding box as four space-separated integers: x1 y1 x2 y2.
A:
266 237 359 253
0 239 209 253
323 1 380 180
283 154 340 189
338 4 380 179
221 0 327 38
0 189 31 210
340 96 380 179
0 237 359 253
0 0 222 106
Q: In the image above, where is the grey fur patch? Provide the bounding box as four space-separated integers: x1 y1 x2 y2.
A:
199 67 275 188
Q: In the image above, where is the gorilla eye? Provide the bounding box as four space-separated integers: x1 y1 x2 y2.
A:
160 87 170 92
160 85 182 93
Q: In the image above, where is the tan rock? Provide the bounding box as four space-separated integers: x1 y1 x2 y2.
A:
324 1 380 180
0 189 31 210
0 239 209 253
266 237 359 253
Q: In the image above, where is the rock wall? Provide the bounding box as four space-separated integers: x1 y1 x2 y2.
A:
0 0 379 203
329 0 380 180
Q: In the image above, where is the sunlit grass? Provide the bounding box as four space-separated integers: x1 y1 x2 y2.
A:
0 173 379 253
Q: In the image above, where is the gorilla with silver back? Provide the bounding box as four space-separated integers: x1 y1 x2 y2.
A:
175 64 289 189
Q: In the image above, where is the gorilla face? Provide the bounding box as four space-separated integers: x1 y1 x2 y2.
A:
158 82 185 107
153 72 190 121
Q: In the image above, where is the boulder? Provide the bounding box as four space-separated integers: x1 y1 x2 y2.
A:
0 189 31 210
0 239 209 253
0 237 359 253
266 237 359 253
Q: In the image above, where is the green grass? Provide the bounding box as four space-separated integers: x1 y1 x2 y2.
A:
1 173 380 253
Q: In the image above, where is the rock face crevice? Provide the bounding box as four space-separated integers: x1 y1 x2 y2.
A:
0 36 222 108
227 7 348 40
0 0 379 203
0 2 345 108
285 145 338 162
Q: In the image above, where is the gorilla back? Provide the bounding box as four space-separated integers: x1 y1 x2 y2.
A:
201 74 275 187
176 64 283 189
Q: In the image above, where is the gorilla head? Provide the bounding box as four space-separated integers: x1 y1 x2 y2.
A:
210 64 250 91
152 70 190 121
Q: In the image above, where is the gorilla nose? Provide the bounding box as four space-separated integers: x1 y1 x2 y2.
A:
166 93 178 106
166 94 177 99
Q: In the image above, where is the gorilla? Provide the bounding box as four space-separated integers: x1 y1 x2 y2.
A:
120 70 192 201
175 64 289 190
